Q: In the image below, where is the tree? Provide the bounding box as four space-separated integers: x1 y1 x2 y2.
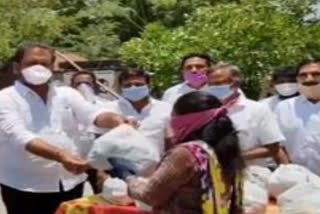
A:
120 0 320 98
55 0 218 58
0 0 225 61
0 0 69 61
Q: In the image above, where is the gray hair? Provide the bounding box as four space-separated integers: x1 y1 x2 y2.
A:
210 62 243 86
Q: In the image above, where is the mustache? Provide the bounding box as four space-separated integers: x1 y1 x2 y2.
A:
302 82 320 86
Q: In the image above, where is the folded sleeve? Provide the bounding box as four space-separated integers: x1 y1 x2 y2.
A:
257 104 285 145
0 95 37 147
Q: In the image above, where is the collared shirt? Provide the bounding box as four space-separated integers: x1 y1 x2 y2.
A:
260 95 282 111
228 94 285 166
162 82 207 104
275 95 320 175
0 81 105 192
104 98 172 155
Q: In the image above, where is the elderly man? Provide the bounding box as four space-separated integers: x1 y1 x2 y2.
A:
0 43 127 214
275 59 320 175
162 53 212 104
206 62 289 166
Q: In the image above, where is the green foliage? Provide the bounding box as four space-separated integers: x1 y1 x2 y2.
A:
0 0 218 62
120 0 320 98
0 0 318 98
0 0 67 61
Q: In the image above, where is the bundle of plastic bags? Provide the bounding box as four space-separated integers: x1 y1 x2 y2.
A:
243 180 269 214
87 124 160 174
243 166 271 214
278 182 320 214
244 164 320 214
266 164 320 197
245 165 272 189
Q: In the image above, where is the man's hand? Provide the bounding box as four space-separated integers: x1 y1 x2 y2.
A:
95 112 139 129
124 117 139 129
58 152 89 174
95 112 126 129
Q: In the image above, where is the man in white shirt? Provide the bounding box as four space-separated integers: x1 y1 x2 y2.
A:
71 71 112 193
71 71 113 106
0 43 128 214
275 59 320 175
162 53 212 104
206 62 289 166
106 68 172 158
260 66 299 111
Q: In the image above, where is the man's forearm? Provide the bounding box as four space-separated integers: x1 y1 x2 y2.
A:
26 138 89 174
243 147 272 161
25 138 64 162
243 143 281 161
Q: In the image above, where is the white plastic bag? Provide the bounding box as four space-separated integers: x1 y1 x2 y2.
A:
245 165 272 189
88 124 160 172
278 183 320 214
243 181 268 214
267 164 320 197
102 178 128 199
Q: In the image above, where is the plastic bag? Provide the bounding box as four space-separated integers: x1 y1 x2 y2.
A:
245 165 272 189
267 164 320 197
243 181 268 214
278 183 320 214
88 124 160 172
102 178 128 198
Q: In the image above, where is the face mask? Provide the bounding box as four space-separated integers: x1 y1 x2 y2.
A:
21 64 52 85
275 83 298 97
299 83 320 100
121 85 149 102
207 84 234 100
183 71 207 88
77 83 96 102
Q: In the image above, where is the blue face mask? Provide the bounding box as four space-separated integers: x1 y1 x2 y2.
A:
207 84 234 100
121 85 150 102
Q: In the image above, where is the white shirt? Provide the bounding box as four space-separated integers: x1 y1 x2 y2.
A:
0 81 106 192
77 95 111 157
228 94 285 166
104 98 172 155
275 95 320 175
162 82 207 104
260 95 282 111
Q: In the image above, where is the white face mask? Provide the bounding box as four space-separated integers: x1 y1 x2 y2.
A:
207 84 234 100
121 85 149 102
275 83 298 97
299 83 320 100
77 83 96 102
21 65 52 85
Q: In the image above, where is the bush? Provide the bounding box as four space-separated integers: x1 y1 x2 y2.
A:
120 0 319 98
